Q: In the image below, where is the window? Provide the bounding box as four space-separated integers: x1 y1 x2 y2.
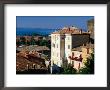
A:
87 48 89 54
57 44 58 48
62 36 65 39
72 61 74 67
53 43 55 48
78 63 80 69
68 45 70 49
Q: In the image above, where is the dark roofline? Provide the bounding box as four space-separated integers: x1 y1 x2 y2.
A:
71 33 90 35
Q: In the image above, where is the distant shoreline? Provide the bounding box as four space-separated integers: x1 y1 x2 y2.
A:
16 27 87 36
16 28 56 36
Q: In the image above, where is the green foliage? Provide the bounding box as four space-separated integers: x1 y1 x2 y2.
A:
26 41 31 45
39 40 51 48
62 64 77 74
16 34 51 48
30 36 36 45
20 37 26 45
39 40 47 46
16 40 22 46
79 53 94 74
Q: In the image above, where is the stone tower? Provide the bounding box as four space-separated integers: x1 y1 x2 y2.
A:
87 19 94 39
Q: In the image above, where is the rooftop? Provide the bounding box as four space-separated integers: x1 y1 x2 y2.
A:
16 53 46 71
52 26 87 34
72 43 94 52
72 46 82 52
17 45 50 52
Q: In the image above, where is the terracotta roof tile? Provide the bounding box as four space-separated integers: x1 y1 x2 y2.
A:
52 26 85 34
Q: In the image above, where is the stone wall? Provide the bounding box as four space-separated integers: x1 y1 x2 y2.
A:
87 19 94 39
72 34 90 48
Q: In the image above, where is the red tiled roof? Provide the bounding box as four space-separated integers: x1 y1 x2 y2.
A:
52 26 86 34
16 52 46 71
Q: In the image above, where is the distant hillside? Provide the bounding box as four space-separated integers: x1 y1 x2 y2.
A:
16 28 56 36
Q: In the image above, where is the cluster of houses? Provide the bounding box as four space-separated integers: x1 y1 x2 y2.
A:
16 45 50 72
16 19 94 73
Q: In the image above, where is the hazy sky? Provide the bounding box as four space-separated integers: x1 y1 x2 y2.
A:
16 16 94 30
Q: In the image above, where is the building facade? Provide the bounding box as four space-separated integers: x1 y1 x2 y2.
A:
51 26 90 68
68 43 94 70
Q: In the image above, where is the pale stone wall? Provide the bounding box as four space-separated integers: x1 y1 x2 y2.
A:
87 19 94 33
51 34 58 66
72 61 83 70
51 33 91 68
87 19 94 39
69 51 84 70
71 51 82 57
51 34 65 67
68 47 93 70
65 34 72 64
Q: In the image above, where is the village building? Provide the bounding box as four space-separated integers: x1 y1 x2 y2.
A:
50 26 93 70
68 43 94 70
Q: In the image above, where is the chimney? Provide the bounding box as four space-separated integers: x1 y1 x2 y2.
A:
68 27 70 31
80 29 82 34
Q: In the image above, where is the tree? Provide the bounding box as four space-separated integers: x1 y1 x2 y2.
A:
30 36 36 45
20 37 26 45
26 41 31 46
61 64 77 74
16 40 22 46
79 53 94 74
39 40 47 46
